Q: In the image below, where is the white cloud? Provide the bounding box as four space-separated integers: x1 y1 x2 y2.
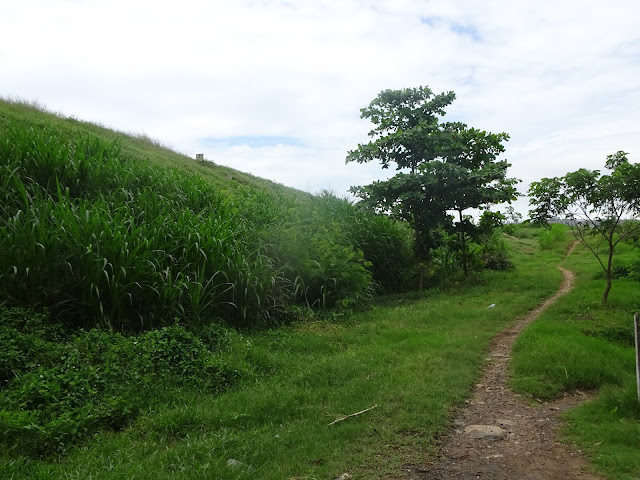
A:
1 0 640 217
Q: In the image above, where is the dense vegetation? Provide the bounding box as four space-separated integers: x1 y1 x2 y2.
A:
346 86 519 284
0 101 419 333
0 99 419 457
2 225 567 479
528 150 640 303
1 100 638 479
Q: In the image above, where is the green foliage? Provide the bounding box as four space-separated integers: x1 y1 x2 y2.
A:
268 198 371 310
0 307 243 457
346 86 519 283
502 205 523 225
528 151 640 303
349 212 416 293
421 214 514 287
479 232 514 271
537 223 567 250
0 122 285 329
0 111 416 330
266 191 415 311
0 308 65 387
0 235 564 478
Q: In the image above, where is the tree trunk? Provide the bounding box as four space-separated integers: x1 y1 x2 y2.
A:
602 276 612 304
458 209 468 276
418 262 425 291
602 236 615 304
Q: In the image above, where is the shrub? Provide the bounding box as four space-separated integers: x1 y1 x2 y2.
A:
480 234 514 270
345 208 415 293
538 223 567 250
0 308 65 386
0 308 244 457
269 192 414 307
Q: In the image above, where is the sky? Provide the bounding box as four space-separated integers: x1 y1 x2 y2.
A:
2 0 640 217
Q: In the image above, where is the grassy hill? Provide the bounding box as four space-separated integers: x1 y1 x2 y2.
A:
0 98 309 199
0 97 415 466
0 98 416 331
1 99 638 479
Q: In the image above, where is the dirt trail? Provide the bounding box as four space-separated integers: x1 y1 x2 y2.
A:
402 244 602 479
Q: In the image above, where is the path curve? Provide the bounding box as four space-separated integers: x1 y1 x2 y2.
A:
402 247 601 479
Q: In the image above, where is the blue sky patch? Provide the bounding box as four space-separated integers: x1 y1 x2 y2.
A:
200 136 304 148
420 16 481 41
420 16 440 26
450 23 481 41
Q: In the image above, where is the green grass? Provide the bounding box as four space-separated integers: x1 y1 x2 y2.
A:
0 99 416 329
0 234 564 479
562 384 640 480
3 98 638 479
510 238 640 479
0 97 306 199
538 223 568 250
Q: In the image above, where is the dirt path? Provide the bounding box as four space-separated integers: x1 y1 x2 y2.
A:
401 245 602 479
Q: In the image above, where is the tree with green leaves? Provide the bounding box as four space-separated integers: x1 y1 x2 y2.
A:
346 86 519 287
528 151 640 303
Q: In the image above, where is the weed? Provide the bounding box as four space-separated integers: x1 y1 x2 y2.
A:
538 223 567 250
0 307 245 457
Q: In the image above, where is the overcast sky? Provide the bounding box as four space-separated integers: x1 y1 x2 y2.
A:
2 0 639 216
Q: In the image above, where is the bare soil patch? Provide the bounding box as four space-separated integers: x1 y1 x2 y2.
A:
400 255 602 479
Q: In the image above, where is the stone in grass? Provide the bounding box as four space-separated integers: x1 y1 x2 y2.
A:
464 425 507 440
227 459 246 469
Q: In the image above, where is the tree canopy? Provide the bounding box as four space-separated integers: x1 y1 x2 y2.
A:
528 151 640 303
346 87 519 285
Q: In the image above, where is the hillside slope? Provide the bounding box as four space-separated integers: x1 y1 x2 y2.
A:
0 98 415 331
0 98 309 199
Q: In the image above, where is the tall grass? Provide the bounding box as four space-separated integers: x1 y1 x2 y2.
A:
267 191 414 310
0 231 565 478
0 123 283 329
0 120 415 330
537 222 568 250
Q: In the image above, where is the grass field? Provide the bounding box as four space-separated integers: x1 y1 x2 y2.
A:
1 99 638 479
510 231 640 480
1 233 568 479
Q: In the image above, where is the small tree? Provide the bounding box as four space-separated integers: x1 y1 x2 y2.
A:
503 205 523 224
347 87 519 287
528 151 640 303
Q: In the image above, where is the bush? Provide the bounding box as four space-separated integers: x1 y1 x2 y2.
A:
271 218 375 310
538 223 567 250
480 234 514 270
346 208 415 293
0 308 244 457
268 192 414 310
0 308 65 386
